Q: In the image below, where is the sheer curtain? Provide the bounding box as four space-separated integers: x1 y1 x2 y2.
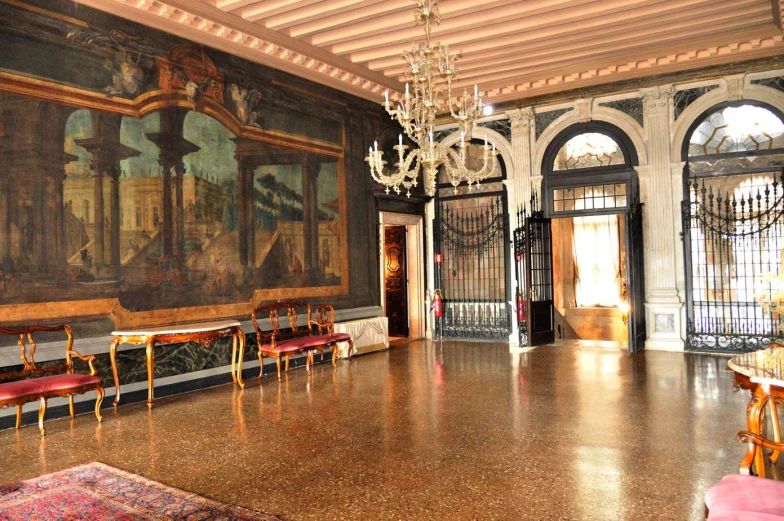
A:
572 215 621 307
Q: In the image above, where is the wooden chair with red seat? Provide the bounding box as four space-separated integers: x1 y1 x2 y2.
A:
705 431 784 520
310 304 354 364
0 324 104 435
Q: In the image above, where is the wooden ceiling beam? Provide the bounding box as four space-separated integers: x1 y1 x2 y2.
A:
379 0 765 77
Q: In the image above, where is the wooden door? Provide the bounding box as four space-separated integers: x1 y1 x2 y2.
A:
385 226 409 337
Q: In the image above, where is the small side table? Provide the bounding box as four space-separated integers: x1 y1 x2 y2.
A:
109 320 245 408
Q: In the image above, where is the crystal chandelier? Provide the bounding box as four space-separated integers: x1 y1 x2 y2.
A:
366 0 499 197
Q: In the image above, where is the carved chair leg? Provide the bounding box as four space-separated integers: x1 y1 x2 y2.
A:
231 333 238 384
95 387 104 422
306 351 312 376
285 355 290 372
332 344 338 367
258 352 265 379
770 398 781 464
276 357 282 381
38 396 47 436
347 340 354 361
15 405 22 429
320 347 325 363
69 396 75 418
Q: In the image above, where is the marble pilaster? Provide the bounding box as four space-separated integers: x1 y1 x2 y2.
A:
639 85 684 350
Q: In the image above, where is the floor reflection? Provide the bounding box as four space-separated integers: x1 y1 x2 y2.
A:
0 340 758 520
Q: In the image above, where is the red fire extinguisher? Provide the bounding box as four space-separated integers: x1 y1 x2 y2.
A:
433 289 443 318
517 290 526 322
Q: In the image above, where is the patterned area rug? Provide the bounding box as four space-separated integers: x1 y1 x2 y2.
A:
0 462 279 520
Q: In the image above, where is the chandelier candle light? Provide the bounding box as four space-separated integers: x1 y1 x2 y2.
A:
366 0 499 197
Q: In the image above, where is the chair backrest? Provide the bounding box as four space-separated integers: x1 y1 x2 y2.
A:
312 304 335 335
0 325 73 382
251 301 313 344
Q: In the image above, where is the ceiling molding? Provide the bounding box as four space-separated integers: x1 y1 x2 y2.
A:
71 0 784 106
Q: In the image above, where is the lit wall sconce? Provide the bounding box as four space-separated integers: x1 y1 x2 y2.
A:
619 301 630 326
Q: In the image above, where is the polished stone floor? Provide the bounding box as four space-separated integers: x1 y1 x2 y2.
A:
0 340 762 520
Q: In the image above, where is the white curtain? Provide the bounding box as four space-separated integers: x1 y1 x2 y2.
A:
572 215 621 307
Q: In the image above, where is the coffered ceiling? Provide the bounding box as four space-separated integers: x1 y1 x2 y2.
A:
74 0 784 104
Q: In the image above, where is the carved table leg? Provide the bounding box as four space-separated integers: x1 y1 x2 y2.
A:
231 332 238 384
235 328 246 388
38 396 47 436
109 337 122 407
95 387 104 422
770 397 781 464
746 386 769 478
145 337 155 409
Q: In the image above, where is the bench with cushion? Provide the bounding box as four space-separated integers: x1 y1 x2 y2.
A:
248 301 352 381
0 324 104 435
705 431 784 520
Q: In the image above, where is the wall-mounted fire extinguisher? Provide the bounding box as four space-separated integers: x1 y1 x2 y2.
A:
517 289 526 322
433 289 443 318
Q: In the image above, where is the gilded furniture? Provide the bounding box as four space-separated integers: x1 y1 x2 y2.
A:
109 320 245 408
0 325 104 435
704 431 784 519
241 301 352 383
728 347 784 478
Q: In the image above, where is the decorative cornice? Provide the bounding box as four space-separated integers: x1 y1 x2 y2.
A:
72 0 402 103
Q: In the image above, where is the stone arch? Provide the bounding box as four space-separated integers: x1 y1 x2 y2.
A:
441 126 514 178
532 105 648 180
671 82 784 162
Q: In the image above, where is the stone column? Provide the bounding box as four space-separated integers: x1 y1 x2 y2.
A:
236 155 249 268
108 166 121 275
159 151 175 263
0 177 12 270
505 108 535 348
174 162 185 266
639 85 684 350
301 159 320 285
92 157 106 271
505 107 535 216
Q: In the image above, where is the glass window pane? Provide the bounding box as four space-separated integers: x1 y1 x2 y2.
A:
552 132 625 170
604 184 615 196
554 201 563 212
565 200 575 211
615 183 626 195
564 188 574 199
688 104 784 157
575 187 585 198
575 199 585 210
605 197 615 208
617 196 627 207
554 189 562 201
585 198 594 209
595 197 605 209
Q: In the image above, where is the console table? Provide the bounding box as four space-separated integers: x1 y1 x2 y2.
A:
728 346 784 478
109 320 245 408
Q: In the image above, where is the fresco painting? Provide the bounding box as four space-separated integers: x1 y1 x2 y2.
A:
0 0 351 324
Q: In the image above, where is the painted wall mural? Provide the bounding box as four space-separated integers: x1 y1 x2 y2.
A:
0 0 386 330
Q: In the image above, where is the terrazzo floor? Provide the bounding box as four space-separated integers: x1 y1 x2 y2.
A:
0 339 769 520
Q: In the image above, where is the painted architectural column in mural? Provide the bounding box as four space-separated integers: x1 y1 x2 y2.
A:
639 85 684 350
147 107 196 269
235 152 251 268
76 137 139 278
301 158 321 285
0 178 11 269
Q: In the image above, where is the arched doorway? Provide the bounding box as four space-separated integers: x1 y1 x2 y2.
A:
527 121 645 351
434 138 511 340
681 102 784 352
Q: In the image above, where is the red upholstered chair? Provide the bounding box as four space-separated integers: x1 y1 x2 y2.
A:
311 304 354 362
705 432 784 520
0 325 104 435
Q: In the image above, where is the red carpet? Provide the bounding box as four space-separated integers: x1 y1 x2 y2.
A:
0 462 279 520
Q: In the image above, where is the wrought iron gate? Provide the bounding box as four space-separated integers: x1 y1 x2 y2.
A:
435 193 511 339
682 167 784 352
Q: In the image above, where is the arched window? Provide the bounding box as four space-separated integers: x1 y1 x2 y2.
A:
687 104 784 158
542 121 638 217
682 102 784 352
